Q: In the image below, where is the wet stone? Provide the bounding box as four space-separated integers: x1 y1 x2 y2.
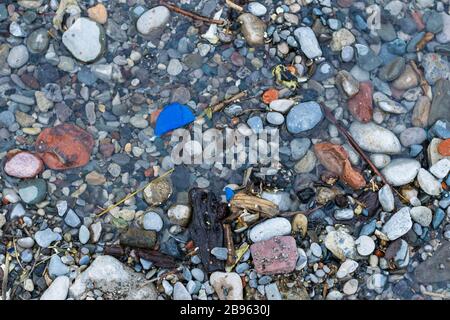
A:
286 101 323 134
62 18 106 63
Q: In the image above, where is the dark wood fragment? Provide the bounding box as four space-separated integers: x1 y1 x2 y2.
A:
189 188 227 272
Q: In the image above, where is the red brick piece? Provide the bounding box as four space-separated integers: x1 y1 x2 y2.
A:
347 81 373 123
250 236 298 275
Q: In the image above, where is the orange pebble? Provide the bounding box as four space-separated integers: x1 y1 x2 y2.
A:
185 240 195 251
150 109 162 126
262 88 279 104
438 139 450 156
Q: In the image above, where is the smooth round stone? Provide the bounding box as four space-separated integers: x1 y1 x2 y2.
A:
392 65 419 90
173 282 192 300
210 272 243 300
430 159 450 179
417 168 442 196
370 154 391 169
17 237 35 249
334 209 354 220
290 138 311 160
266 112 284 125
356 235 375 256
373 92 407 114
64 209 81 228
237 13 266 47
348 122 401 154
324 230 356 261
62 18 106 63
41 276 70 300
410 206 432 227
310 242 322 257
382 207 413 241
248 2 267 16
34 228 62 248
249 217 291 242
330 28 356 51
211 247 228 261
48 255 69 278
7 45 29 68
270 99 295 113
293 27 322 59
341 45 354 62
336 259 358 278
167 205 191 227
247 116 264 133
18 179 47 204
143 211 163 232
294 150 316 173
136 6 170 35
167 59 183 76
4 151 43 178
343 279 358 295
381 159 421 186
191 268 204 282
286 101 323 134
78 225 90 244
26 28 49 54
400 127 427 147
261 191 292 212
378 57 405 82
379 185 395 212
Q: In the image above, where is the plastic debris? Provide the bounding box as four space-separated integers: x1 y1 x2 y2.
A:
154 102 195 136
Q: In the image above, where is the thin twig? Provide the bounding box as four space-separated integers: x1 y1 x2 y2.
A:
160 1 226 25
223 224 236 267
96 168 174 218
226 0 244 12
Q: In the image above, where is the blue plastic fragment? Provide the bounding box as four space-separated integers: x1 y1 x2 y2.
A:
225 187 235 202
154 102 195 136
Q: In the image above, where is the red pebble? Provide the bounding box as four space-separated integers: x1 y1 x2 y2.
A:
347 81 373 123
250 236 298 275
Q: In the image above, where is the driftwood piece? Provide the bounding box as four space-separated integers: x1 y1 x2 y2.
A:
189 188 227 272
229 193 279 218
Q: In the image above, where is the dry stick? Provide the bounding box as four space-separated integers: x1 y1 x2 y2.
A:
225 0 244 12
160 1 226 25
410 60 431 98
210 90 248 114
96 168 174 218
223 224 236 267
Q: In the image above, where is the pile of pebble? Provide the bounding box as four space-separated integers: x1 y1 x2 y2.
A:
0 0 449 301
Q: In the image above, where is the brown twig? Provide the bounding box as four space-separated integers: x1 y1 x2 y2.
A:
211 90 248 114
223 224 236 267
410 60 431 98
416 32 434 52
320 104 390 186
226 0 244 12
160 1 225 25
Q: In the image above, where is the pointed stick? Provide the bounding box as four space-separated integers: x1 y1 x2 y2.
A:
160 1 226 25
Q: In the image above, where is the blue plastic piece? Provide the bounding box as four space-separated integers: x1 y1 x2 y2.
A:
225 187 235 202
154 102 195 136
